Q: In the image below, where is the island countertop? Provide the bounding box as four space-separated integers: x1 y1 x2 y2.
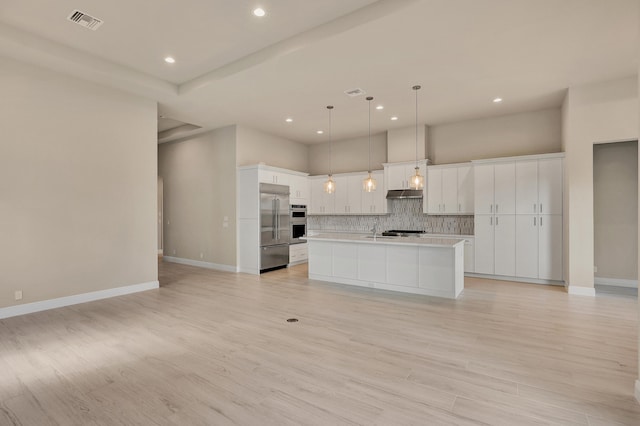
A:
303 233 464 248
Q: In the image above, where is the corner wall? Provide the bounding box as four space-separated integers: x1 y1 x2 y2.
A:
0 57 158 310
562 76 638 293
236 125 309 172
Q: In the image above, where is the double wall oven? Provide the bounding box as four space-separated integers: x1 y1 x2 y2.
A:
290 204 307 244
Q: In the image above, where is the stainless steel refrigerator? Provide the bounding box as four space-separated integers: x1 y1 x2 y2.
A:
260 183 290 272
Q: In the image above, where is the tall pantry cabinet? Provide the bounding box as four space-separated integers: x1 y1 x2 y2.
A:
472 153 564 282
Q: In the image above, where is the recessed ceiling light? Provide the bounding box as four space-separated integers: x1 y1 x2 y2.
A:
253 7 266 17
317 130 324 134
390 116 399 121
285 118 293 123
376 105 384 110
493 97 503 103
164 57 175 64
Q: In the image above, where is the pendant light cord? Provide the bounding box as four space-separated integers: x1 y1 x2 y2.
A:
413 85 421 168
327 105 333 175
367 96 373 173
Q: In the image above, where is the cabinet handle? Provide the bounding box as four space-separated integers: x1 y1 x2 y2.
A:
496 216 499 226
490 217 493 226
459 203 461 212
496 204 499 213
540 203 543 213
534 203 536 213
540 216 543 226
534 217 536 226
490 204 493 213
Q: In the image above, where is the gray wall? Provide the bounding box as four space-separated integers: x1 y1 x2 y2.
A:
594 141 638 281
308 133 387 175
0 56 158 309
158 126 237 268
236 125 309 172
428 109 562 164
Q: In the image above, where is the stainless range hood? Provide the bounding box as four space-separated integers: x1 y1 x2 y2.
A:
386 189 423 199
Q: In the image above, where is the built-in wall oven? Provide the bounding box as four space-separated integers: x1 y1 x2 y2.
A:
290 204 307 244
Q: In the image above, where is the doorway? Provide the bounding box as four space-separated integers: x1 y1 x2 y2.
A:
593 140 638 296
158 176 163 255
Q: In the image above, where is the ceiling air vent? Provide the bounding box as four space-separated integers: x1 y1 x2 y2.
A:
344 88 366 97
67 10 104 31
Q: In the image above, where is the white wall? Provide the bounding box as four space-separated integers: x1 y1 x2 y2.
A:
428 109 562 164
236 125 309 172
593 141 638 283
158 126 237 268
0 57 158 309
308 133 387 175
562 76 638 291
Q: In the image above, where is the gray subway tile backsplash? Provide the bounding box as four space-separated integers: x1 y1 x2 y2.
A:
307 199 474 235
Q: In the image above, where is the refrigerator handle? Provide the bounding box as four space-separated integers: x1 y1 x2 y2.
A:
275 198 280 240
272 198 277 239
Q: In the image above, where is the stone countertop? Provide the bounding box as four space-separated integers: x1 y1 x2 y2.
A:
303 233 464 248
307 230 473 238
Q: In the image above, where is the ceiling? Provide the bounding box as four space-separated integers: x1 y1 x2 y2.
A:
0 0 637 144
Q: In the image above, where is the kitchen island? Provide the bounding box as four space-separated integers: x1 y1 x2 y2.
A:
304 233 464 299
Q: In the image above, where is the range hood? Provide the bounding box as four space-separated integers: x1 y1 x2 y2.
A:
386 189 423 199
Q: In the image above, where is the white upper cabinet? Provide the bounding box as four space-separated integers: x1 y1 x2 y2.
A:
361 171 386 214
493 162 516 214
516 158 562 215
457 165 474 213
289 174 309 203
258 165 309 204
309 171 385 215
309 176 335 214
474 163 495 215
384 161 427 190
426 163 473 214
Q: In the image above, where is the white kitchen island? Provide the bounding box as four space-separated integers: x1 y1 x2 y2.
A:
305 233 464 299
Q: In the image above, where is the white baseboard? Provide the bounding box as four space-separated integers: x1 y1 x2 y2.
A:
0 281 159 320
162 256 236 273
594 277 638 288
464 273 564 286
567 285 596 297
635 380 640 403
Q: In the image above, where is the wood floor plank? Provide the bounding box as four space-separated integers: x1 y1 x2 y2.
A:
0 260 638 425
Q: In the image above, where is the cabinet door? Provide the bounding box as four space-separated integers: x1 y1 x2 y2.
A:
538 158 563 215
333 175 349 214
457 165 474 214
494 214 516 276
494 162 515 215
474 215 494 274
427 168 442 213
474 164 494 214
442 167 458 214
515 215 539 278
290 175 309 202
309 178 324 214
347 175 363 214
362 171 386 214
538 214 563 280
516 160 538 214
386 164 407 190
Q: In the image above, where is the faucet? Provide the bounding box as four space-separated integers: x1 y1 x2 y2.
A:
371 218 380 237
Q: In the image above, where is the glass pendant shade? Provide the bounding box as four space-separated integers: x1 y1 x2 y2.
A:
363 172 377 192
324 174 335 194
409 166 424 190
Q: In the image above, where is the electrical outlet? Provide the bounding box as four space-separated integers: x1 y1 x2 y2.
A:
594 265 598 273
14 290 22 301
172 249 176 255
200 252 204 259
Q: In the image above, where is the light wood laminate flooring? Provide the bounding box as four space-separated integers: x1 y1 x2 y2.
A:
0 260 639 425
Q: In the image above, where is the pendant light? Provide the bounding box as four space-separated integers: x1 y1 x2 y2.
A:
323 105 336 194
363 96 377 192
409 85 424 190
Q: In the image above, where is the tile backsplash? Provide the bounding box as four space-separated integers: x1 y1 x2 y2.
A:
307 199 474 235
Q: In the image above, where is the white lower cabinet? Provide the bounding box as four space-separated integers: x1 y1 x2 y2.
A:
474 214 515 276
333 243 358 279
516 215 562 280
289 243 308 265
387 246 419 287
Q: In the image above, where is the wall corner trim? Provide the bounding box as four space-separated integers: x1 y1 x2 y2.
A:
162 256 236 273
0 281 159 320
567 285 596 297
